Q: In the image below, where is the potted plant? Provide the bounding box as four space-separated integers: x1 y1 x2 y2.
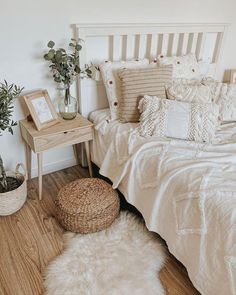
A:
44 39 92 120
0 80 26 216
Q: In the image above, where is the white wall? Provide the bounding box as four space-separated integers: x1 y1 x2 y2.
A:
1 0 236 176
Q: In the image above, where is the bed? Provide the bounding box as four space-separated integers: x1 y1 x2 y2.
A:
74 23 236 295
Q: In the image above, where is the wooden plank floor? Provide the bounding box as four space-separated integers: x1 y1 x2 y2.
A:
0 165 200 295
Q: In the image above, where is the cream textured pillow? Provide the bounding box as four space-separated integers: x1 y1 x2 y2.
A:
138 95 219 143
99 59 149 120
202 79 236 122
166 83 212 103
118 65 173 122
156 53 202 80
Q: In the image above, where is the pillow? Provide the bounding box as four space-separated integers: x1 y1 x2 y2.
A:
166 83 212 103
138 95 219 143
202 79 236 122
156 53 203 80
118 65 173 122
99 59 149 120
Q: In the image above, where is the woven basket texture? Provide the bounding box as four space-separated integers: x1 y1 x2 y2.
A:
55 178 120 233
0 163 27 216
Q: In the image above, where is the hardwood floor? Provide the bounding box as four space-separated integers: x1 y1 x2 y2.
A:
0 165 200 295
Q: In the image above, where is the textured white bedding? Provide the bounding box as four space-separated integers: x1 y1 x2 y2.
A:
89 109 236 295
89 109 137 167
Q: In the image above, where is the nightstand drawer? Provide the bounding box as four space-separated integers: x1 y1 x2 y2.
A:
34 127 93 152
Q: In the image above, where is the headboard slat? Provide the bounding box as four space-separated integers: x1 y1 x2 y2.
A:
134 34 140 59
177 33 184 56
186 33 194 54
121 35 127 60
157 34 164 57
126 35 134 60
196 32 207 60
108 35 114 61
212 32 224 63
167 34 174 56
145 34 152 59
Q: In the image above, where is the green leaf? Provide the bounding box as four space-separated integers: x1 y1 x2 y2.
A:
75 66 81 73
47 51 55 59
8 127 13 135
44 54 49 60
54 77 62 83
75 44 82 51
55 50 63 61
47 40 55 48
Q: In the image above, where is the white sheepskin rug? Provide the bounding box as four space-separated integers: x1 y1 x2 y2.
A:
44 211 166 295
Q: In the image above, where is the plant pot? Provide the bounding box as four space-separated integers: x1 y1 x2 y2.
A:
0 163 27 216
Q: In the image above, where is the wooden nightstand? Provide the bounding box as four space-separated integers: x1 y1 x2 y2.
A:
20 114 93 200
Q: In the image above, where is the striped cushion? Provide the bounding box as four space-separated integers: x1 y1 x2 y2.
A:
118 65 173 122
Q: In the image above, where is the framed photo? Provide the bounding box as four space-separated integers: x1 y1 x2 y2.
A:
23 90 59 131
230 69 236 84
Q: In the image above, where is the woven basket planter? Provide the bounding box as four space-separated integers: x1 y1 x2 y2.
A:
0 163 27 216
55 178 120 233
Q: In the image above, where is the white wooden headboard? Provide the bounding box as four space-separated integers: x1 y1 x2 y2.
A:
73 23 229 117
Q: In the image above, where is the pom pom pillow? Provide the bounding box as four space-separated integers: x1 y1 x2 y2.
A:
156 53 206 80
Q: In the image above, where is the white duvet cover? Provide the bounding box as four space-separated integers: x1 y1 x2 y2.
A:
90 110 236 295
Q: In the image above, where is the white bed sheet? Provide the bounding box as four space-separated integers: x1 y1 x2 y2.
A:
89 109 137 167
89 109 236 295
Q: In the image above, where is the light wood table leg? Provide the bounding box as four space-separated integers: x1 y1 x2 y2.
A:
85 141 93 177
73 144 79 165
37 153 43 200
25 143 32 180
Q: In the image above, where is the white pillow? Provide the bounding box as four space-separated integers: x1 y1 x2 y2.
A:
153 54 212 80
99 59 149 120
138 95 219 143
166 83 212 103
202 79 236 122
155 53 203 80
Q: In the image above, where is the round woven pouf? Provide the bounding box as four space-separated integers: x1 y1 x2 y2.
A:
55 178 120 233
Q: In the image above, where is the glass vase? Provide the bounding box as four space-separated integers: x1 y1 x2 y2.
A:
58 86 78 120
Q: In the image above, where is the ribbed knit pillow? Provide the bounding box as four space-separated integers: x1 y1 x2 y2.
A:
99 59 149 120
118 65 173 122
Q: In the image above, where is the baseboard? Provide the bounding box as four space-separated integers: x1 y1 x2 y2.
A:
31 157 77 178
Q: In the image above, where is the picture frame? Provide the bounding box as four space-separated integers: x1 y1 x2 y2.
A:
230 69 236 84
23 90 59 131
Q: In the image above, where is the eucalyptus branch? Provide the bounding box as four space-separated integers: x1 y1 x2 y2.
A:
44 39 92 88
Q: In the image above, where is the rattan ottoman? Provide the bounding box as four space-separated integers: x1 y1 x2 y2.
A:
55 178 120 233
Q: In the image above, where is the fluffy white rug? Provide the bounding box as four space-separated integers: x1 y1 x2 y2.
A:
44 211 166 295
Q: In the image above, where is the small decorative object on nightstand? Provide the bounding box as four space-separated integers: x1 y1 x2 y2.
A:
20 114 93 200
23 89 59 131
43 39 92 120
